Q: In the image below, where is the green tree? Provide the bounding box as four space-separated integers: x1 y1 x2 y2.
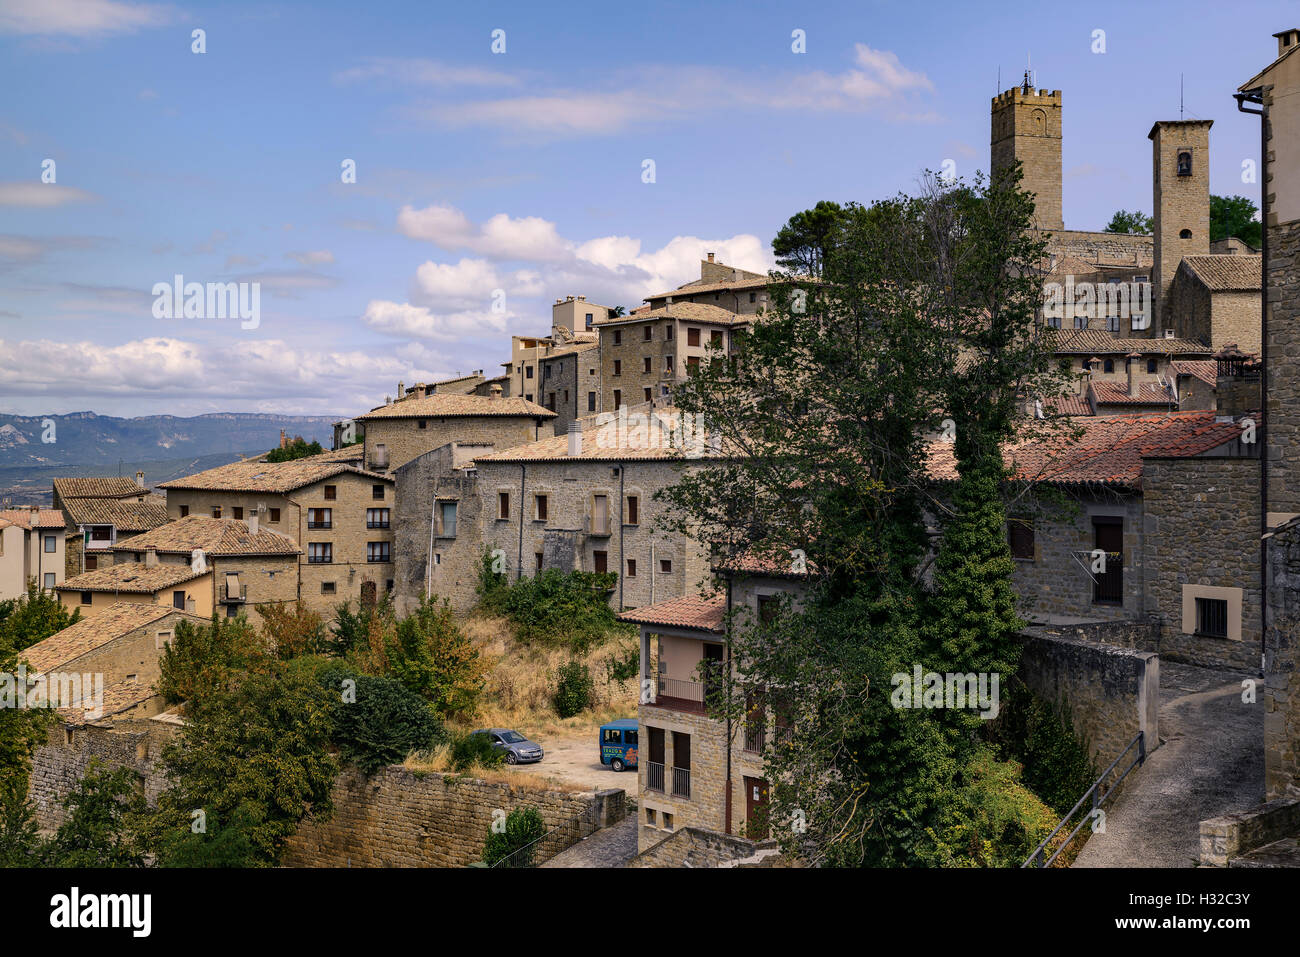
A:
0 780 42 867
155 614 272 704
264 437 325 462
771 199 846 276
323 668 444 775
153 806 261 868
1210 194 1262 248
0 579 80 658
551 661 593 718
45 762 148 868
1103 209 1153 234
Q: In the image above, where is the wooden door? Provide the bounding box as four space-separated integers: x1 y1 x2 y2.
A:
745 776 770 839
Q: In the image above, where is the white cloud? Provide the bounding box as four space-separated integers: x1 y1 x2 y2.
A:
0 0 171 37
334 57 519 88
286 249 335 266
0 183 95 207
361 299 510 343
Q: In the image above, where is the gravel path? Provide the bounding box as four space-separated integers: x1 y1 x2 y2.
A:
540 815 639 868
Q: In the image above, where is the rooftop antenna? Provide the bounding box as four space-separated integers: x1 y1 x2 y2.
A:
1180 73 1184 119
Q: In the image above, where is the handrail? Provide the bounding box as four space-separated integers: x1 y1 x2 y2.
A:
1023 729 1146 868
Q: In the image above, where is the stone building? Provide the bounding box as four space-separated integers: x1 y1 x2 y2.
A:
0 508 66 599
539 339 599 433
594 302 747 412
643 254 771 314
354 390 555 473
56 560 213 619
1170 256 1265 353
55 479 170 578
156 449 395 616
105 515 300 619
991 75 1064 231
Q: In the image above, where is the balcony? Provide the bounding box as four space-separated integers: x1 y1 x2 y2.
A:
219 583 246 604
307 521 332 530
586 515 612 538
646 761 665 793
671 766 691 798
654 676 707 714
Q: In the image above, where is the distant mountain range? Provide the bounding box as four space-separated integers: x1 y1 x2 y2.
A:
0 411 339 506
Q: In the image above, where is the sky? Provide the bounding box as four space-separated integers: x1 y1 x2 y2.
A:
0 0 1291 418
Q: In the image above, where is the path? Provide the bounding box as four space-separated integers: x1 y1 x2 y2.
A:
540 814 639 867
1072 661 1264 867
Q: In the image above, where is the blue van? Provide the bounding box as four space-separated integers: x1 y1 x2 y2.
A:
599 719 639 772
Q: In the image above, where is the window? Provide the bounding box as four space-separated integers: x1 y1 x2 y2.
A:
44 535 56 553
626 495 639 525
544 365 551 379
585 312 593 329
387 579 394 592
80 591 93 606
687 328 701 347
308 543 333 564
1147 359 1157 374
172 590 186 610
85 555 98 570
1008 519 1035 560
498 492 510 520
664 355 674 372
155 631 172 650
588 392 597 412
418 419 427 430
324 485 337 501
591 494 609 534
1196 597 1229 637
373 485 385 500
211 506 222 519
593 550 608 573
613 389 622 408
526 366 534 379
226 605 238 618
438 502 457 538
748 292 757 303
535 552 544 572
1177 151 1192 176
710 330 723 347
666 325 673 340
321 582 336 595
308 508 332 529
643 326 652 342
660 558 672 574
613 359 622 376
232 507 243 520
367 541 391 563
1103 359 1114 373
645 808 657 827
686 357 700 375
43 572 55 589
643 387 652 402
269 508 280 523
179 505 189 517
534 494 548 521
643 356 652 373
1180 228 1193 239
613 330 622 345
626 559 637 578
367 508 390 529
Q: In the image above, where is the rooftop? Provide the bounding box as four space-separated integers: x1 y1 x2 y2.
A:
157 448 391 493
58 561 209 594
1050 329 1212 356
21 603 202 675
355 393 556 421
1181 255 1263 292
110 516 300 557
61 496 170 532
619 593 726 633
593 302 751 327
52 477 150 500
0 508 66 530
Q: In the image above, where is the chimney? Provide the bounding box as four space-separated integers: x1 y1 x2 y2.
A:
567 421 582 457
1078 364 1092 397
490 383 503 399
185 597 196 613
248 511 259 535
135 470 145 487
707 252 715 263
145 548 158 567
279 429 288 449
1276 28 1300 58
1126 351 1142 398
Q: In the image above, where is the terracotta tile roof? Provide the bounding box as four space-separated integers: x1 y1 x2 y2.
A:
619 593 726 632
52 477 149 500
1091 380 1178 406
593 302 750 327
20 603 201 674
0 508 66 530
355 393 555 421
110 516 300 557
1044 394 1094 416
62 497 170 532
57 678 161 726
1050 329 1212 355
644 275 771 300
714 550 814 579
57 561 209 594
156 450 391 494
926 411 1244 491
1181 255 1262 292
1171 359 1218 387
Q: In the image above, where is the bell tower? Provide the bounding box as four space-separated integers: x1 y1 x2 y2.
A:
991 72 1064 231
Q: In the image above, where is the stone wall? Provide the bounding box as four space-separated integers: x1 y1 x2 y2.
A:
1143 455 1261 672
1018 627 1159 770
281 766 625 868
28 719 176 830
1268 218 1300 519
1045 229 1153 270
1265 519 1300 799
1200 797 1300 866
629 826 783 868
362 413 546 474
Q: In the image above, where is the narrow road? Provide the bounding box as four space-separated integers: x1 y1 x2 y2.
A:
540 814 638 867
1072 662 1264 867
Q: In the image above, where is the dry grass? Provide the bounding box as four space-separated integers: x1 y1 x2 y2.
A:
401 744 589 793
452 611 640 739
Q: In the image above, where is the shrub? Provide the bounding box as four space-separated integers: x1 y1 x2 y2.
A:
478 554 629 651
45 762 148 868
153 806 260 868
603 644 640 684
156 614 273 704
256 601 328 659
448 731 505 771
986 679 1096 816
552 661 593 718
325 670 445 775
482 806 546 867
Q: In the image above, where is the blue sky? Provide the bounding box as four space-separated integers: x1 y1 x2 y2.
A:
0 0 1291 417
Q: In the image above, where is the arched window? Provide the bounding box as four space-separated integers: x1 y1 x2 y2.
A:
1180 228 1192 239
1177 151 1192 176
1103 359 1115 373
1147 359 1157 373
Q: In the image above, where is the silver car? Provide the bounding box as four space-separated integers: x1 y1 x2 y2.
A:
475 728 544 765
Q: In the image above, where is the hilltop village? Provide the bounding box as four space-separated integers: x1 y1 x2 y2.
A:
7 27 1300 868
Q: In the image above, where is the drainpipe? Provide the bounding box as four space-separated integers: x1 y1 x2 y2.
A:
1235 85 1268 667
517 464 526 582
724 574 733 834
618 464 626 610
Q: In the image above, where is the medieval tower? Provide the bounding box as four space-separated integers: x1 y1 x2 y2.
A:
991 72 1064 231
1149 119 1213 334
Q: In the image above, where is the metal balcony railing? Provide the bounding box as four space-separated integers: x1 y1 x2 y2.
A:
671 766 691 798
645 761 665 793
655 677 706 713
219 583 246 603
